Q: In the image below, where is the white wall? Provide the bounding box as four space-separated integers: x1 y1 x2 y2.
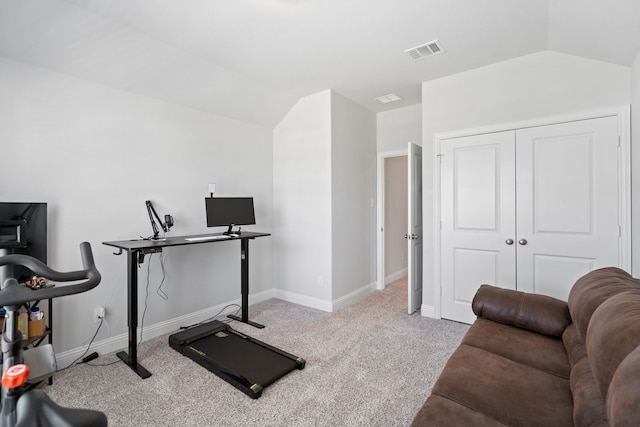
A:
632 51 640 275
0 57 274 359
422 50 632 314
377 104 422 152
273 90 377 310
331 92 376 303
273 90 333 308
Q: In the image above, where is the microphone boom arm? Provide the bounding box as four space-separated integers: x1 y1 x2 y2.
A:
146 200 170 240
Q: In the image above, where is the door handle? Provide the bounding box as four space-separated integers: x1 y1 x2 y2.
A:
404 234 419 240
505 239 514 245
518 239 528 245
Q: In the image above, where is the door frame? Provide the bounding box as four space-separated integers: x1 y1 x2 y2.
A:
433 106 631 319
376 149 408 290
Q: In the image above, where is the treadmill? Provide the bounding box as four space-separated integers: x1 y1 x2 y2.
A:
169 320 305 398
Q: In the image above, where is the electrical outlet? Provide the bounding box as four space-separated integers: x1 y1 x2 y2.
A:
94 306 106 323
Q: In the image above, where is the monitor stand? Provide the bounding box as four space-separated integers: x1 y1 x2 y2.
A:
224 225 242 235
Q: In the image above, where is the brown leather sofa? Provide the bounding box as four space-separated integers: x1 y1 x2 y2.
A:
411 267 640 426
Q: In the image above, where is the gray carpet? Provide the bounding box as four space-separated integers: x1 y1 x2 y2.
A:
44 278 469 426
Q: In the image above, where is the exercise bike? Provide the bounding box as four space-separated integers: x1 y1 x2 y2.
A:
0 242 107 427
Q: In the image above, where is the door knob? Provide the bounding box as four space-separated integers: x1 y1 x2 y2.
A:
518 239 528 245
505 239 514 245
405 234 419 240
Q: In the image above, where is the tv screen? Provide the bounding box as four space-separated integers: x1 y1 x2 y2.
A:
0 202 47 283
205 197 255 233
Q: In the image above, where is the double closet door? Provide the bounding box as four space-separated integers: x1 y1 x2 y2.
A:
440 116 622 324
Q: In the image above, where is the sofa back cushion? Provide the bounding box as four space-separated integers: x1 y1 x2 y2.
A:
607 346 640 425
568 267 640 425
568 267 638 340
586 293 640 424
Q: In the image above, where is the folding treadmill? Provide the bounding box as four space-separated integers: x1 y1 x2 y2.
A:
169 320 305 399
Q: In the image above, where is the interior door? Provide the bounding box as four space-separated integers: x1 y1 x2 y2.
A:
407 142 423 314
440 131 517 324
515 116 621 300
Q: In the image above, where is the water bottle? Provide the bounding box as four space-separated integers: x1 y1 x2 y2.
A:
30 306 42 321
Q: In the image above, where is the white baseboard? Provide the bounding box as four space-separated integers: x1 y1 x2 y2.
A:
274 282 376 313
332 282 376 311
420 304 438 319
385 268 408 285
55 289 274 367
273 289 333 312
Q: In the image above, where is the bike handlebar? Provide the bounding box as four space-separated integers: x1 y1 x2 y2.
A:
0 242 101 306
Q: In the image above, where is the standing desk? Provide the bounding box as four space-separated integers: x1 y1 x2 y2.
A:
103 231 270 379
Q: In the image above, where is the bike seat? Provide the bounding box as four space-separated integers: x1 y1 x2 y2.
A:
15 389 107 427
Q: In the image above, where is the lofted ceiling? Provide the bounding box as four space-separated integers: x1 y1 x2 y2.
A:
0 0 639 128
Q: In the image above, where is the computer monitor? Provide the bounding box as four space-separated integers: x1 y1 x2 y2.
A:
205 197 255 235
0 202 47 283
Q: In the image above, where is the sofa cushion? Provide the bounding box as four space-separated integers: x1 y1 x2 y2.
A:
430 344 573 426
563 324 608 427
568 267 639 340
462 318 569 378
472 285 571 337
607 346 640 426
587 292 640 402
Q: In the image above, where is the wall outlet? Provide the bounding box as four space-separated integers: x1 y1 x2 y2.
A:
317 276 324 287
94 306 106 323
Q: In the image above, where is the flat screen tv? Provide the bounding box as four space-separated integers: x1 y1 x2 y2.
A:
205 197 255 235
0 202 47 283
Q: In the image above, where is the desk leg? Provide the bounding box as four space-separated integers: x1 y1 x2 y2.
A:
117 250 152 379
228 238 265 329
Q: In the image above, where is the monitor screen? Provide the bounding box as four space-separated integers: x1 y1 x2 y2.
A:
0 202 47 283
205 197 255 233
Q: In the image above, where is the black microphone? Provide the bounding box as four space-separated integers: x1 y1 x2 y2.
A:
165 214 174 229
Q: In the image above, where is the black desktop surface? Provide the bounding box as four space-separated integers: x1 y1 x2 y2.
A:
103 231 270 251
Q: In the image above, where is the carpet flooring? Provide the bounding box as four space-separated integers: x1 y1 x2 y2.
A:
43 278 469 426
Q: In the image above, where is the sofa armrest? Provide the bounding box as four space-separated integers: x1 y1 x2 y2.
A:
471 285 571 338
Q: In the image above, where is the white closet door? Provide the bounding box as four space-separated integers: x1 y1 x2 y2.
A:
440 131 516 324
515 116 621 300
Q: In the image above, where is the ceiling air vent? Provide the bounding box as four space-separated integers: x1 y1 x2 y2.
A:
375 93 402 104
405 40 445 61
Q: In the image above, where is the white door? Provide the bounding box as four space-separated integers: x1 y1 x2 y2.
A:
440 131 517 324
407 143 423 314
515 116 621 300
440 116 622 324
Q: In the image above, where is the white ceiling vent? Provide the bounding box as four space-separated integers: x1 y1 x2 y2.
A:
405 40 445 61
375 93 402 104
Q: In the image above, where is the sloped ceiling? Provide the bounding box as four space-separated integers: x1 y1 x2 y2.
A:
0 0 639 128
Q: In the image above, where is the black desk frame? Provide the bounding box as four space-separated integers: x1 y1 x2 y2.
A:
103 232 270 379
